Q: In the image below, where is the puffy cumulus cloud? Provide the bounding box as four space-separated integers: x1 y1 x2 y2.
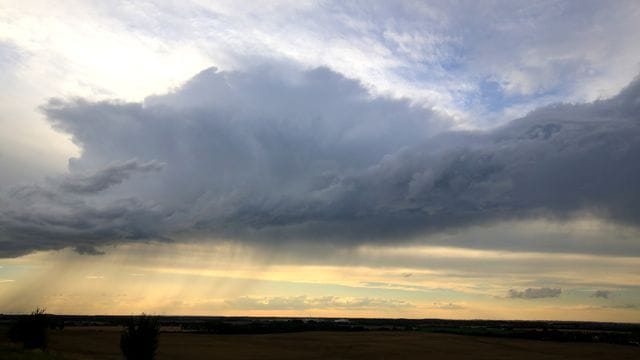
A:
225 295 412 311
1 65 449 257
2 64 640 257
508 287 562 299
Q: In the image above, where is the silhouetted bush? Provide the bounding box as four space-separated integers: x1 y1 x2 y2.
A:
8 308 50 350
120 314 160 360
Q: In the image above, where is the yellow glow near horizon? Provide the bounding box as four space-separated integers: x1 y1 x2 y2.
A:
1 227 639 322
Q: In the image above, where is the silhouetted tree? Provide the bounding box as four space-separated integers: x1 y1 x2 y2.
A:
8 307 50 350
120 314 160 360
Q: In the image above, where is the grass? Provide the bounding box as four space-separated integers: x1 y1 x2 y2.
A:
0 346 66 360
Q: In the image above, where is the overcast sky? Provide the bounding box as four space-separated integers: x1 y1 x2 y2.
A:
1 0 640 321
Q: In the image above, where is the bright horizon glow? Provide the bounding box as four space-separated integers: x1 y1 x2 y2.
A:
2 218 639 321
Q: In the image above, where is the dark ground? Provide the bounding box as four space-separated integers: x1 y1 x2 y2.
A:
2 327 639 360
1 316 639 359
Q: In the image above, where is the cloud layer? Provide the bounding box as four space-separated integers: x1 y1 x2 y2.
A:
1 65 640 257
226 296 412 311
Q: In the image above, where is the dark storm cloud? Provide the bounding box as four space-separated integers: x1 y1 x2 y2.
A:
58 159 164 194
1 65 640 257
0 180 167 257
508 288 562 299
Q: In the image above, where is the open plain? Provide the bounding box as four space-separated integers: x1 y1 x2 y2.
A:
3 326 638 360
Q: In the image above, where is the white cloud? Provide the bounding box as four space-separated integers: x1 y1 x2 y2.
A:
2 1 640 185
4 1 638 123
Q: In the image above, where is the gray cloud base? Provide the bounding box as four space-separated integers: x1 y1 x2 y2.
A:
508 288 562 299
58 159 164 194
592 290 610 299
1 65 640 257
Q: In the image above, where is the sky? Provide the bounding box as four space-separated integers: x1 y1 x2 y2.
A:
1 0 640 321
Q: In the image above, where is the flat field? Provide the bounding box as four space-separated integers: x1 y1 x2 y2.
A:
4 326 638 360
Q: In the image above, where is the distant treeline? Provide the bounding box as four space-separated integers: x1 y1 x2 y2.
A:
417 322 640 346
182 319 366 334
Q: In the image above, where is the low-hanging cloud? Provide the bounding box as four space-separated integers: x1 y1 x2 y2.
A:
58 159 164 194
225 295 412 311
592 290 611 299
1 64 640 257
508 288 562 299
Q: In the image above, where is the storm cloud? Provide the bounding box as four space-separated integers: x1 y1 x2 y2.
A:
1 65 640 257
58 159 164 194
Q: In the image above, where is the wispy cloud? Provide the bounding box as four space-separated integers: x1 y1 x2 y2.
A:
427 302 464 310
